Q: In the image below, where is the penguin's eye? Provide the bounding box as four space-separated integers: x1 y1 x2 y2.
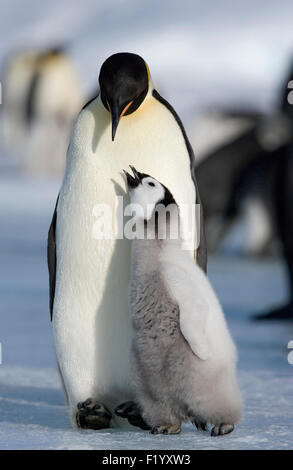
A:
148 182 155 187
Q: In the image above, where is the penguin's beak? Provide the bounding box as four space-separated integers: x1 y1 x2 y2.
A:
110 100 133 141
123 165 141 188
111 106 120 142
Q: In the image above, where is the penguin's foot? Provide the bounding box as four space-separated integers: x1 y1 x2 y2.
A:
211 423 234 436
151 424 181 435
252 302 293 321
192 419 207 431
76 398 112 430
114 401 151 430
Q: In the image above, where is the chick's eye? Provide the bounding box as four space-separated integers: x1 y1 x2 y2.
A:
148 182 155 187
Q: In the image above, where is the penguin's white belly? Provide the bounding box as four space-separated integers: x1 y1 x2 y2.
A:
53 96 196 412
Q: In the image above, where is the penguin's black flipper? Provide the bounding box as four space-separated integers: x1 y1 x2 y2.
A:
114 401 151 430
252 302 293 321
193 178 207 272
47 194 59 320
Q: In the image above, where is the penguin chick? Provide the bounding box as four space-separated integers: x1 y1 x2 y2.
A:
123 166 243 436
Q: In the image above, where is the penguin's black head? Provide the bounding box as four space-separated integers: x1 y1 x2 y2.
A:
99 53 149 141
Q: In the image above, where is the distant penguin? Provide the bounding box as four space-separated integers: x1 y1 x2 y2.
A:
2 50 38 152
48 52 206 430
119 167 242 435
194 109 291 255
25 48 83 126
2 48 84 175
254 60 293 320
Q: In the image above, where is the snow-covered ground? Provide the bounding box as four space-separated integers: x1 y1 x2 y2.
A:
1 0 293 450
0 172 292 450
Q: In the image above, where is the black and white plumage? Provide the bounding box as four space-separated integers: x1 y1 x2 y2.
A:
122 167 242 435
47 52 206 430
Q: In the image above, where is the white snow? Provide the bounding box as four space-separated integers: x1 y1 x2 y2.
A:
0 172 292 450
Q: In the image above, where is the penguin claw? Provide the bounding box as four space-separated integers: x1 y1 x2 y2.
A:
151 424 181 435
114 401 151 430
114 400 136 418
193 419 207 431
76 398 112 430
211 423 234 436
84 398 93 406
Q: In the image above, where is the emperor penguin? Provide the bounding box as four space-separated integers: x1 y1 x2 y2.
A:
2 50 38 152
48 52 207 430
253 59 293 320
2 48 83 175
121 166 242 435
24 48 84 175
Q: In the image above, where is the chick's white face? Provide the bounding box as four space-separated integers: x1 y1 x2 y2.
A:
129 177 165 220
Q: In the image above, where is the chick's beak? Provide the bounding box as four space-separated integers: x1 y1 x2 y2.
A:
110 100 133 141
123 165 141 188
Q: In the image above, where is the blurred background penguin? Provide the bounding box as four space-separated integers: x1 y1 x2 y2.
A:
1 0 293 449
192 64 293 258
191 61 293 319
2 47 84 175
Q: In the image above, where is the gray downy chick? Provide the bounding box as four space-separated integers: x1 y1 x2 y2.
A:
123 166 242 436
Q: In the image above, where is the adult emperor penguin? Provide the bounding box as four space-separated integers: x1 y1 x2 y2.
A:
48 52 206 429
2 47 83 175
121 167 242 436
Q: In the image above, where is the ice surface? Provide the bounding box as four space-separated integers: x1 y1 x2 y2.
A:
0 0 293 448
0 173 292 449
